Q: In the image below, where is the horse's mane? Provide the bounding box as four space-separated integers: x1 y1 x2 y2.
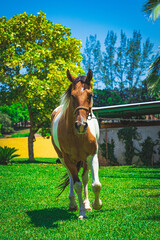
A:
60 84 72 114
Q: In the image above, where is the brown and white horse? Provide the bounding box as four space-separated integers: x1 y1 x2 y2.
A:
51 69 102 219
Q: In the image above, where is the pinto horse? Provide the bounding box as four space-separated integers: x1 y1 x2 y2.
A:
51 69 102 219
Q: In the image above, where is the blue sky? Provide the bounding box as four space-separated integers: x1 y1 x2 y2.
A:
1 0 160 52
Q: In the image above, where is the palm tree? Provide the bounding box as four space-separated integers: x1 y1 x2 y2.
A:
143 0 160 97
143 0 160 21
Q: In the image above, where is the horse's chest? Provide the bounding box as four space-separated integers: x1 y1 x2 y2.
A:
60 134 97 161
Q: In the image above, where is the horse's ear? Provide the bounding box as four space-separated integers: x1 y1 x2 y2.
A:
67 69 76 82
86 69 93 84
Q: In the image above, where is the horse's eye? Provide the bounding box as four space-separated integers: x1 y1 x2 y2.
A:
71 95 75 100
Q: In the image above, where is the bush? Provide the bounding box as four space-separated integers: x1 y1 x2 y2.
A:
0 146 20 165
0 112 14 134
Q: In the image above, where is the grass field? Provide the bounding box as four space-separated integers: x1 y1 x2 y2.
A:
0 159 160 240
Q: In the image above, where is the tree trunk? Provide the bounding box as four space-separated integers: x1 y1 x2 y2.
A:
28 129 35 162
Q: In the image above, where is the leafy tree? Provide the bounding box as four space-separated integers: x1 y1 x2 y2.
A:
0 103 29 127
0 12 83 161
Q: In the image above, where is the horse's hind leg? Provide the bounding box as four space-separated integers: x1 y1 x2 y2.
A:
89 154 102 210
69 176 78 211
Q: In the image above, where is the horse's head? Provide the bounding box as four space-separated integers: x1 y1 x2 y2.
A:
67 69 93 134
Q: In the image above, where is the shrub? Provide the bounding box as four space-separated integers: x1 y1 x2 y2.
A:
0 112 14 134
138 137 158 166
0 146 20 165
117 127 140 165
99 138 118 165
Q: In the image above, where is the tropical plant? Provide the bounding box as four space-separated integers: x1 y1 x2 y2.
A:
143 0 160 98
0 11 83 161
143 0 160 21
146 55 160 97
0 146 20 165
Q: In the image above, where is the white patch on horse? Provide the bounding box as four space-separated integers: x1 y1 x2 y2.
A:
52 106 63 151
81 115 85 124
87 113 99 153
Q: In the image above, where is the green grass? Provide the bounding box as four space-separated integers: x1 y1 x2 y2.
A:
0 159 160 240
10 132 30 138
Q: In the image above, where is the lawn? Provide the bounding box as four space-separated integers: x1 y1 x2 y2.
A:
0 159 160 240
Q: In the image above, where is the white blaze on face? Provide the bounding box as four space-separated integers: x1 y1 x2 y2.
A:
81 115 85 124
81 87 84 92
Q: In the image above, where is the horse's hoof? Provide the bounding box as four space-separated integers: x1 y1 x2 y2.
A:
92 199 102 210
86 207 92 211
78 215 87 220
69 206 78 211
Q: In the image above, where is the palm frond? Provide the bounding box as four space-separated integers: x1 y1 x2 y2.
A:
143 0 160 21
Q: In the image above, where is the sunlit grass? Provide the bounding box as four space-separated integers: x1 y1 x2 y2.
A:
0 159 160 239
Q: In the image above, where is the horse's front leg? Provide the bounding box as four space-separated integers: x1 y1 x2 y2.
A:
69 176 78 211
64 157 86 219
88 154 102 210
82 162 92 211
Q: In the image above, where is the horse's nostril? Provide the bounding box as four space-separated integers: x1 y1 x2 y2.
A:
75 121 88 133
75 122 79 129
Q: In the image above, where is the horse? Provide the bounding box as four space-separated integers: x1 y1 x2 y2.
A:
51 69 102 219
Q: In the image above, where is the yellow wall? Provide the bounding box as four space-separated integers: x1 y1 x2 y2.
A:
0 137 58 159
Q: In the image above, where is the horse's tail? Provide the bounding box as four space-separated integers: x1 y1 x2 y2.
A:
57 161 82 197
57 173 70 197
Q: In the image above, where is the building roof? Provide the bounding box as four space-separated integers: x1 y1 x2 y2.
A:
92 101 160 119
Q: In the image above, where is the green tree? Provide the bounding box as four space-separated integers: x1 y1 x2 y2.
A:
0 103 29 127
0 12 83 161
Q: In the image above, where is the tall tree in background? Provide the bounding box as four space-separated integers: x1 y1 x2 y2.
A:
143 0 160 98
0 12 83 161
83 30 155 105
126 30 142 88
82 35 102 87
115 30 127 96
102 31 117 89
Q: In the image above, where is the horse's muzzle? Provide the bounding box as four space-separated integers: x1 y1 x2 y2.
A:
75 121 88 134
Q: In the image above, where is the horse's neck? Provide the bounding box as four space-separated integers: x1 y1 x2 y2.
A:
65 102 75 132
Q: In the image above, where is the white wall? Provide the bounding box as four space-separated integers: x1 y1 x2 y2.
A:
99 126 160 165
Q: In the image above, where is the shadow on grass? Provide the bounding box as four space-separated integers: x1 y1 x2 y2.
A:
26 207 77 229
133 185 160 190
141 215 160 221
11 159 58 165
